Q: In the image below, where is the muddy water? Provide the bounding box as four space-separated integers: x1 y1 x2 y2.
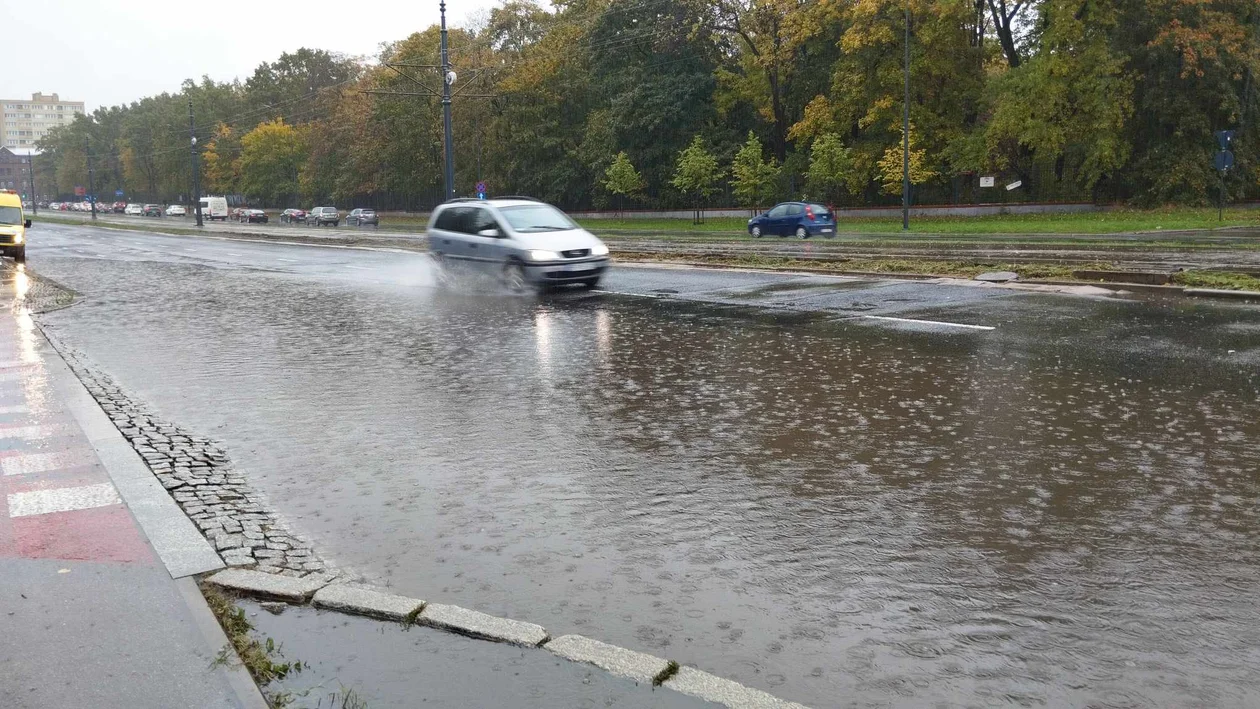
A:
34 253 1260 708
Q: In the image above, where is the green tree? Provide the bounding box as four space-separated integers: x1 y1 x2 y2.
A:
671 135 725 222
805 133 860 204
731 132 781 212
877 124 937 195
238 119 309 206
603 151 644 215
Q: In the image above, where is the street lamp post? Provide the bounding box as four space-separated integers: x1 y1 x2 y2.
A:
188 98 204 227
86 137 97 220
902 4 910 232
26 153 36 215
440 0 456 200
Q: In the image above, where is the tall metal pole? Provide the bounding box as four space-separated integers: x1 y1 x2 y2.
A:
86 137 97 220
902 4 910 232
188 98 204 227
26 153 37 215
440 0 456 200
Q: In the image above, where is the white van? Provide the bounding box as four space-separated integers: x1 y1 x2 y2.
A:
198 196 229 221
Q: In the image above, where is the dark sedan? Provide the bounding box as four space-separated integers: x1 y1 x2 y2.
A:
240 209 269 224
747 202 836 239
280 208 306 224
347 208 379 227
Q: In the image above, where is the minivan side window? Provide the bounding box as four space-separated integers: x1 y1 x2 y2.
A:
466 208 499 235
766 205 788 218
434 207 463 231
786 204 804 216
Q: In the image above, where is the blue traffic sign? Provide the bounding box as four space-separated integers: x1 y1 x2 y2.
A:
1214 150 1235 171
1215 130 1235 150
477 191 486 200
115 189 124 197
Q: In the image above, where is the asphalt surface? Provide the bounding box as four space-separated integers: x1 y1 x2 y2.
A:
23 221 1260 708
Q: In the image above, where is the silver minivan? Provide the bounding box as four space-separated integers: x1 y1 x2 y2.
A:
427 198 610 290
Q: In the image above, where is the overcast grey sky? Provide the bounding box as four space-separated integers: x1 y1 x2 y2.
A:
1 0 501 111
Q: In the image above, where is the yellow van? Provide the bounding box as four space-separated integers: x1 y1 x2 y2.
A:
0 189 27 263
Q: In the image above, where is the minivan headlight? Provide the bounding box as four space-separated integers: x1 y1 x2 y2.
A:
527 249 561 262
591 243 609 256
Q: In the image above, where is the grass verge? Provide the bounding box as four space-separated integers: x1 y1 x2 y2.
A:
203 586 302 687
1173 270 1260 291
619 251 1110 280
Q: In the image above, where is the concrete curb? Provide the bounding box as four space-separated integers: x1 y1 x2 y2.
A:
312 583 424 622
205 568 328 602
1183 287 1260 300
419 602 550 646
201 567 813 707
545 634 673 684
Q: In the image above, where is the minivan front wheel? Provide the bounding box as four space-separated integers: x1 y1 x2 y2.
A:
503 261 530 293
750 225 762 238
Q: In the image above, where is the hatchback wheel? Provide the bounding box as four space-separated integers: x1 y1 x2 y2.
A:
750 225 762 238
795 226 809 239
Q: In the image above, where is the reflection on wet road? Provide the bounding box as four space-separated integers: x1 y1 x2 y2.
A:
23 223 1260 707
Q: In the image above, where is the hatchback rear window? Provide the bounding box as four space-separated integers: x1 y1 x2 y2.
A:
808 204 831 218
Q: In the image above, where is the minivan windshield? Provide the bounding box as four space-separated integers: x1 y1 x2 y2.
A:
0 206 21 225
499 204 576 232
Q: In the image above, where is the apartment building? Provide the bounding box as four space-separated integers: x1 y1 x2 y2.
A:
2 92 85 149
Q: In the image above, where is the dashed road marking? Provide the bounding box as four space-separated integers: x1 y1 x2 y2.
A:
0 405 30 415
7 482 121 518
0 425 52 441
861 315 995 331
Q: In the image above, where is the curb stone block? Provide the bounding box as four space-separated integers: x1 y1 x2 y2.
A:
312 583 424 622
664 666 811 709
205 569 330 602
419 603 549 646
545 634 671 684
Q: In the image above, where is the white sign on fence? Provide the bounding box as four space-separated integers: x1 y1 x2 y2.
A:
1006 180 1023 191
979 176 995 188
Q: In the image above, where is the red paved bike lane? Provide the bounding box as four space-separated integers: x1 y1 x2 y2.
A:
0 324 154 565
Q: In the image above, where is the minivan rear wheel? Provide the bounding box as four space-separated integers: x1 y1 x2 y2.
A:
795 226 809 239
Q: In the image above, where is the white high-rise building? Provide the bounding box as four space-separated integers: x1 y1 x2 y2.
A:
1 92 85 148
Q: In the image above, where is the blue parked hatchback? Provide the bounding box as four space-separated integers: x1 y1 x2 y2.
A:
747 202 836 239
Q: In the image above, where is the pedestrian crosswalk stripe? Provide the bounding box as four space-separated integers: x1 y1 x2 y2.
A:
7 483 122 518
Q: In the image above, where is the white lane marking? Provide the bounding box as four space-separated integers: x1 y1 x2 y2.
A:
0 425 50 440
0 405 30 415
2 452 89 476
346 265 370 270
861 315 995 331
7 482 121 518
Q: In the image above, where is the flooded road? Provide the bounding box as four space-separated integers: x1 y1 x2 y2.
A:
25 223 1260 707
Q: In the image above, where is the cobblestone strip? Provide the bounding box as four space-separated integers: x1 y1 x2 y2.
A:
38 328 330 578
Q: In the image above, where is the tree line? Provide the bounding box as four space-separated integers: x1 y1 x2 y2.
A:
35 0 1260 211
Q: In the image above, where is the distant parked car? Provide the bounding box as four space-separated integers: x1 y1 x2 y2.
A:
240 208 268 224
306 206 339 226
165 204 186 216
142 204 162 217
49 202 62 210
112 201 127 213
746 201 835 239
230 207 245 221
124 203 143 216
347 208 379 227
280 208 306 224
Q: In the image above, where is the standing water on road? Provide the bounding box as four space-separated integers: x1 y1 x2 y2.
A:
31 246 1260 708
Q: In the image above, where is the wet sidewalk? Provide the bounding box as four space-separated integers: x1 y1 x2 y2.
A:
0 265 263 708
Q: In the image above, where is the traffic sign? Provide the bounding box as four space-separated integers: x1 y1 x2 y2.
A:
1214 150 1235 171
1215 130 1235 150
1005 180 1022 191
979 176 994 188
115 189 124 197
477 192 486 200
475 181 487 194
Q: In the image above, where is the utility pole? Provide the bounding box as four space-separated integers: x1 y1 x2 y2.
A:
86 137 97 220
26 153 36 215
188 98 204 227
440 0 456 200
902 4 910 232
